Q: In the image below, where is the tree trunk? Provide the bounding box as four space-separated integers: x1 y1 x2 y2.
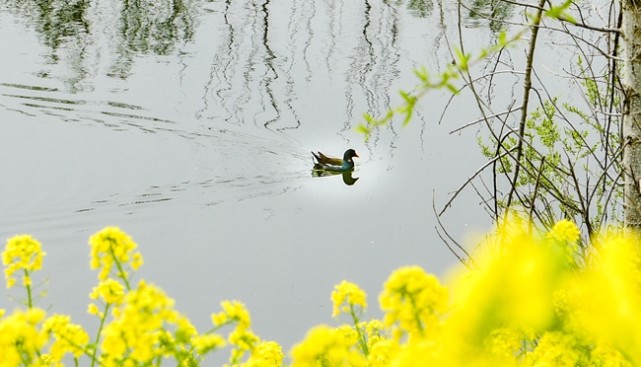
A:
622 1 641 230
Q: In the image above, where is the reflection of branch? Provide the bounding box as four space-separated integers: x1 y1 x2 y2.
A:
439 147 517 217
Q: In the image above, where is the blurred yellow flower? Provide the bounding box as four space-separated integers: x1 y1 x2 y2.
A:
2 234 46 289
242 340 284 367
43 314 90 359
549 219 581 243
228 327 260 364
331 280 367 317
99 280 180 365
291 325 366 367
90 278 125 305
524 331 583 366
89 227 142 281
211 300 252 331
0 308 47 365
5 217 641 367
379 266 447 337
192 333 226 355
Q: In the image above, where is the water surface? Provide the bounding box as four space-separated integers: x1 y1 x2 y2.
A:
0 0 499 352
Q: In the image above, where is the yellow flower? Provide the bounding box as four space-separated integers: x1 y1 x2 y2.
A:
590 342 632 367
90 278 125 305
291 325 366 367
367 337 399 367
549 219 580 243
331 281 367 317
379 266 448 338
87 303 101 316
227 327 260 364
570 230 641 362
43 314 90 359
89 227 143 281
191 333 226 355
242 341 284 367
0 308 48 365
99 280 180 364
131 252 144 270
2 235 46 289
211 300 252 331
484 327 523 359
524 331 583 366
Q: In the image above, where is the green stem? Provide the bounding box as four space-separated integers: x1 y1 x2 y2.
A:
408 295 424 335
204 319 234 334
90 303 111 367
17 345 30 367
53 331 101 365
108 245 131 291
349 304 368 356
23 269 33 309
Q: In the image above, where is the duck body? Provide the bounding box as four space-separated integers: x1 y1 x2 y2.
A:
312 149 359 172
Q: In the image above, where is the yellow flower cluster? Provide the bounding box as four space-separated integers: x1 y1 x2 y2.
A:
99 279 181 365
0 308 47 366
3 219 641 367
379 266 447 338
212 300 252 331
0 228 279 367
242 341 285 367
89 226 143 281
43 314 90 360
0 308 89 366
291 217 641 366
331 281 367 317
210 300 283 366
2 235 45 289
291 325 366 367
89 278 125 312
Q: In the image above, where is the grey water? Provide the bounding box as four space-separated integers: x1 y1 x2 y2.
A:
0 0 511 355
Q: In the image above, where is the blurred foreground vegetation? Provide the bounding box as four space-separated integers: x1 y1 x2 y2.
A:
1 218 639 366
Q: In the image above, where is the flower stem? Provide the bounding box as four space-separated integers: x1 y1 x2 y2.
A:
350 304 368 356
23 269 32 308
108 244 131 291
90 303 111 367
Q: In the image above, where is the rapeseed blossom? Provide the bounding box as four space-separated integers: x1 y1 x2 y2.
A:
90 278 126 305
0 308 47 366
291 325 366 367
548 219 581 243
212 300 252 331
2 235 45 289
379 265 447 338
89 226 143 282
243 341 285 367
99 279 179 365
331 281 367 317
4 220 641 366
192 333 226 355
42 314 90 360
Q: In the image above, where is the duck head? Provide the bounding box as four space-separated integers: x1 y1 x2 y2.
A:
343 149 359 163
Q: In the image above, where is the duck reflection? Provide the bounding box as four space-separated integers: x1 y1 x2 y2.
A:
311 169 360 186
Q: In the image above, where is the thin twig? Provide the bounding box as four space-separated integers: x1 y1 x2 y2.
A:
440 147 517 216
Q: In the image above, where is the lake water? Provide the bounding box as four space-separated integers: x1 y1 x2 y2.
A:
0 0 503 356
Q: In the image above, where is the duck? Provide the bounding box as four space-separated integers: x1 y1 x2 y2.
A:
311 149 359 172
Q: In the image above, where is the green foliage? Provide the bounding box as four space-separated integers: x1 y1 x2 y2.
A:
545 0 576 24
359 1 623 238
356 29 523 140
